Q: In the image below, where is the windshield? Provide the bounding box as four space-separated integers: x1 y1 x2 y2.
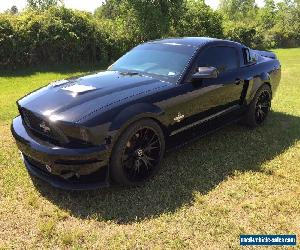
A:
108 43 196 82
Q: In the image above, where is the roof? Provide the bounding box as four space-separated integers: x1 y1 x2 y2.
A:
150 37 242 48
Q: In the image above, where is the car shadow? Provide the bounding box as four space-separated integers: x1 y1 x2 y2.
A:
31 111 300 224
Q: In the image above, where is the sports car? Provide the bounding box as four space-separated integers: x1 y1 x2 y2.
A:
11 37 281 190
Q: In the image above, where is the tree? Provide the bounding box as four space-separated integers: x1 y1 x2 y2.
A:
94 0 185 43
126 0 184 40
259 0 277 29
26 0 64 11
172 0 224 38
219 0 257 20
271 0 300 47
94 0 120 19
10 5 18 14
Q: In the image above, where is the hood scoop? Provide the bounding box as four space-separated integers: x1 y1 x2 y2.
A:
61 84 96 94
51 79 69 87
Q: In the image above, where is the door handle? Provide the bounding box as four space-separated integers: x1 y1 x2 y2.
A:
235 79 242 85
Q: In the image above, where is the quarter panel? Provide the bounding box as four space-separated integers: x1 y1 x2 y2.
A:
241 58 281 104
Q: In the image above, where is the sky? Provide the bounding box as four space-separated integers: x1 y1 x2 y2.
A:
0 0 268 13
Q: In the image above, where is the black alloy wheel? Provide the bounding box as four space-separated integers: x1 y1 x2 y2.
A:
110 119 165 185
255 89 271 124
243 84 272 127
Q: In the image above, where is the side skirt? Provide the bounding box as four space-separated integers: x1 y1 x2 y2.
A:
166 106 246 152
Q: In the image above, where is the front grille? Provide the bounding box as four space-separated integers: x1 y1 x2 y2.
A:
20 108 65 145
21 108 47 132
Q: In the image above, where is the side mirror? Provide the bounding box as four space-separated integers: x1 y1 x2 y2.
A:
192 67 218 80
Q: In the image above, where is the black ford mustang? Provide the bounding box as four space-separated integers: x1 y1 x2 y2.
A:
11 37 281 190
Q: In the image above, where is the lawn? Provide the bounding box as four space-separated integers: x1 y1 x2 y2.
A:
0 49 299 249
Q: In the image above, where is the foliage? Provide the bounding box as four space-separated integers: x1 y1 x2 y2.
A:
0 7 109 67
93 0 223 57
0 0 300 68
219 0 258 20
26 0 64 11
270 1 300 48
10 6 18 15
95 0 186 51
0 15 15 66
220 0 300 49
223 21 265 49
171 0 223 38
126 0 184 40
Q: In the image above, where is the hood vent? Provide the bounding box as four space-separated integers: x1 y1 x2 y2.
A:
62 84 96 94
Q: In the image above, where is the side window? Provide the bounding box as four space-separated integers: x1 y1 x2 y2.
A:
198 46 239 73
243 48 251 64
243 48 257 64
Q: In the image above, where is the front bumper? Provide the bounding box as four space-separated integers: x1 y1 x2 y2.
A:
11 116 110 190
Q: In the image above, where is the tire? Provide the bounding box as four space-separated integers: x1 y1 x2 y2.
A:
243 84 272 128
110 119 165 186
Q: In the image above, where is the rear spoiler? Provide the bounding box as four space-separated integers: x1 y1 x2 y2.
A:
252 50 277 59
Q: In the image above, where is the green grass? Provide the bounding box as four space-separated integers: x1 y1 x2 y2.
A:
0 50 300 249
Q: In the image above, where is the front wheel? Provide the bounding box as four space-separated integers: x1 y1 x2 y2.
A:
110 119 165 186
243 84 272 127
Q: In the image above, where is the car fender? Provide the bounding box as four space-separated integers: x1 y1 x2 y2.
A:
108 103 165 138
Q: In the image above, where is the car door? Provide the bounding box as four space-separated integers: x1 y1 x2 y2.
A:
166 45 245 136
191 45 245 118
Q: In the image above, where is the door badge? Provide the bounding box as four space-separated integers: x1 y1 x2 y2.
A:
174 112 185 123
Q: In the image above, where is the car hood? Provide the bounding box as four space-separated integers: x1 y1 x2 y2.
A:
18 71 171 123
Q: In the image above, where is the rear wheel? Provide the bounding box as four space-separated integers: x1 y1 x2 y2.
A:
110 119 165 186
243 84 272 127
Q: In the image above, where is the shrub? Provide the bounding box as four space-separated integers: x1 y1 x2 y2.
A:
223 21 265 49
1 1 299 69
0 7 110 68
0 15 16 66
